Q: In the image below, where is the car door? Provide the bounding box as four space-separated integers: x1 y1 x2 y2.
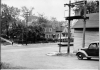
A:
96 43 99 56
85 43 97 56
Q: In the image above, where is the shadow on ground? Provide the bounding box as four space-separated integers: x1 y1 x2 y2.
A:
78 59 99 61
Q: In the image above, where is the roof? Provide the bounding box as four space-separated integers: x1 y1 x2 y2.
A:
72 13 99 28
90 41 99 44
55 26 64 32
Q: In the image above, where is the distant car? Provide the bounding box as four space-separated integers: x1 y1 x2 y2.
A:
76 41 99 60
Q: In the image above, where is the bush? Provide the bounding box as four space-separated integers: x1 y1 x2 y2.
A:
0 62 25 69
0 62 12 69
47 38 55 42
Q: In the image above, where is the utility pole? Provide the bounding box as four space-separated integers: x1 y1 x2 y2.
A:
82 0 87 48
6 21 9 39
67 0 71 54
22 21 24 45
59 30 61 53
59 24 63 53
24 12 29 45
64 0 72 54
64 0 89 53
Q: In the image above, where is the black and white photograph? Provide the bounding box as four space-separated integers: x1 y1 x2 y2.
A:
1 0 99 70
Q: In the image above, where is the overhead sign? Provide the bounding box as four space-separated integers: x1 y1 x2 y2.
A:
65 16 89 20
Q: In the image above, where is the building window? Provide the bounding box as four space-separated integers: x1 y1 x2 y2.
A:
45 28 47 32
49 34 51 38
49 28 52 32
57 34 59 37
46 34 48 38
62 33 65 37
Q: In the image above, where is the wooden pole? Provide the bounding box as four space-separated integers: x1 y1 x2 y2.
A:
25 12 29 45
67 0 71 54
82 0 87 48
59 24 62 53
59 31 61 52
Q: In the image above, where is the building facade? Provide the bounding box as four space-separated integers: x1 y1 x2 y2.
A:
44 24 73 40
72 13 99 51
44 25 60 40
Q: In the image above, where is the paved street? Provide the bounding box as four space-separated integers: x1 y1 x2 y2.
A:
1 43 99 69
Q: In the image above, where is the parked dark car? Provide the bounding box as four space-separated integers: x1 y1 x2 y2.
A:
76 41 99 60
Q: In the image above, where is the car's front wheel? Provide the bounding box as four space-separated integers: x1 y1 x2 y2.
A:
77 53 84 60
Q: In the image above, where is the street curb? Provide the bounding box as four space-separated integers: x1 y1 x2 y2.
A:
46 52 76 57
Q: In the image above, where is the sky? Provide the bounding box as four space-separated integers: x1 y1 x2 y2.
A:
2 0 77 21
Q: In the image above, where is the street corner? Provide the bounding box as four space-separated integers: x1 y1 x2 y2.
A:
46 52 62 56
46 51 76 57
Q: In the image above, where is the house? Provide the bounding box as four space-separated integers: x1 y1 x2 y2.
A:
44 24 70 40
44 23 75 40
55 25 74 39
44 25 56 39
26 15 71 40
44 24 64 40
72 13 99 51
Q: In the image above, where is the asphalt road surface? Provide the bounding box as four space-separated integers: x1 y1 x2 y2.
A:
1 43 99 69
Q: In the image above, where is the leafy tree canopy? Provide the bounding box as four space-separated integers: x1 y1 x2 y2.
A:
73 0 99 16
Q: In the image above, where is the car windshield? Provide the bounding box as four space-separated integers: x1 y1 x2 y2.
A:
89 43 98 49
98 43 99 48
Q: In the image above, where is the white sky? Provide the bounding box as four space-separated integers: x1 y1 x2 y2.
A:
2 0 77 21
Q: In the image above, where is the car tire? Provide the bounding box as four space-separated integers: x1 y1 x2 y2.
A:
87 57 91 60
77 53 83 60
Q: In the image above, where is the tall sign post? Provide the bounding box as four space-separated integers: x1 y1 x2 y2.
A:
82 0 87 48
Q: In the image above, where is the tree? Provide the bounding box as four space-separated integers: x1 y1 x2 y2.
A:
73 0 99 15
1 4 21 39
51 17 57 21
1 4 13 38
37 13 48 25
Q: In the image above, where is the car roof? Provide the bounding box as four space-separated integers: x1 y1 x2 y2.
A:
90 41 99 44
